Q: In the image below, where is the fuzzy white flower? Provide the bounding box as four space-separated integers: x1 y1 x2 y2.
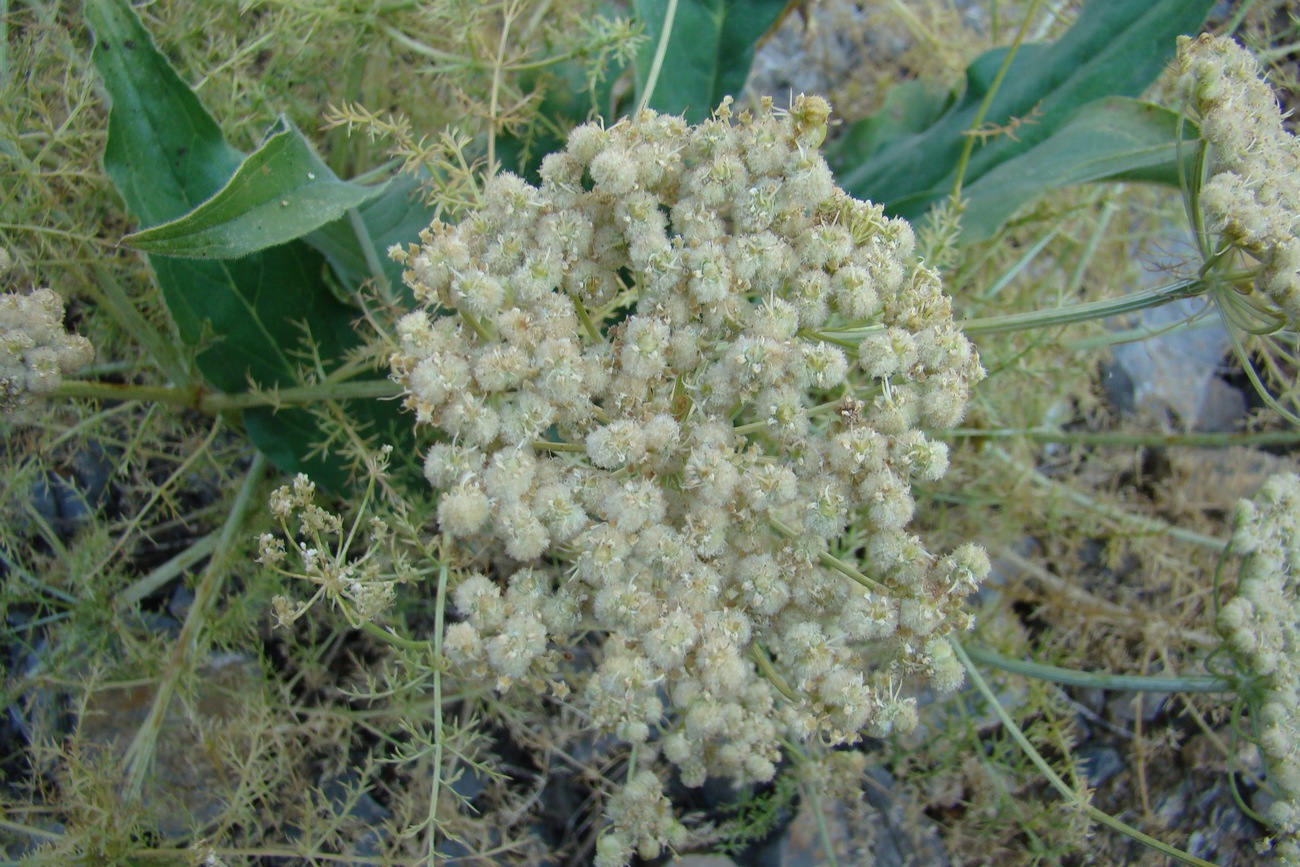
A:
392 95 989 865
1219 473 1300 864
1 285 93 410
1177 34 1300 327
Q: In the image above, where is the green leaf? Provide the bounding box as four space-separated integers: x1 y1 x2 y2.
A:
85 0 243 224
87 0 407 491
633 0 791 122
957 98 1200 242
302 169 435 304
123 116 386 259
831 0 1214 221
823 80 953 170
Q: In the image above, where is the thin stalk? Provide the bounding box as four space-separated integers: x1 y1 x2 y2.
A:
963 645 1233 693
1065 303 1216 351
1221 0 1259 38
805 783 838 867
425 545 451 867
976 221 1062 303
950 0 1043 199
769 517 884 591
750 643 800 702
53 378 400 413
532 439 585 453
86 264 192 388
991 446 1226 552
347 206 394 304
1066 199 1116 296
99 418 225 584
1 545 78 605
0 0 7 85
122 453 269 798
485 1 518 177
933 427 1300 449
958 278 1203 335
360 620 434 653
951 638 1219 867
116 532 219 610
637 0 678 114
810 279 1204 346
572 295 604 343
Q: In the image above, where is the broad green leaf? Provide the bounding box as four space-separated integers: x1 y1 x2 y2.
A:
633 0 791 122
87 0 406 491
304 170 435 305
831 0 1214 221
123 116 386 258
823 80 953 170
85 0 242 223
956 98 1200 242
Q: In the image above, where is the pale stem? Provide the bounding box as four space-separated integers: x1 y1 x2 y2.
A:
121 453 269 798
951 637 1220 867
962 644 1233 693
637 0 678 114
425 544 451 867
53 377 401 412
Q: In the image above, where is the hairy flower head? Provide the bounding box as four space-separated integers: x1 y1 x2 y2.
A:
1177 34 1300 327
1 284 93 411
391 95 987 858
1219 472 1300 863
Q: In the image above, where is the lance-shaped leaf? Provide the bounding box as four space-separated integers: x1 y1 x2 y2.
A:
829 0 1213 221
957 98 1201 242
633 0 791 123
123 116 387 259
87 0 404 491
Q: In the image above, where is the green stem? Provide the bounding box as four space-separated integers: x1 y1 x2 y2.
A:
950 0 1043 199
750 643 801 703
958 279 1203 336
116 533 219 610
951 638 1220 867
348 206 394 304
360 620 434 653
122 453 269 798
425 546 451 866
991 447 1226 552
810 279 1205 347
86 263 193 388
638 0 678 114
572 295 604 343
933 427 1300 449
963 645 1233 693
53 378 400 413
532 439 586 453
769 517 884 591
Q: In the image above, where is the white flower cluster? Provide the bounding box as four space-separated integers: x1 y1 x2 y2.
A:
258 468 400 627
1 275 94 411
1218 472 1300 864
1176 34 1300 327
390 96 987 863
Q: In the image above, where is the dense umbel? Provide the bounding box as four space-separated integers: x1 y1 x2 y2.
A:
390 95 988 864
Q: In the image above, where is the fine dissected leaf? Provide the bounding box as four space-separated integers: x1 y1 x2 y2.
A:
957 98 1201 242
830 0 1214 221
633 0 791 122
123 116 386 259
86 0 405 490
